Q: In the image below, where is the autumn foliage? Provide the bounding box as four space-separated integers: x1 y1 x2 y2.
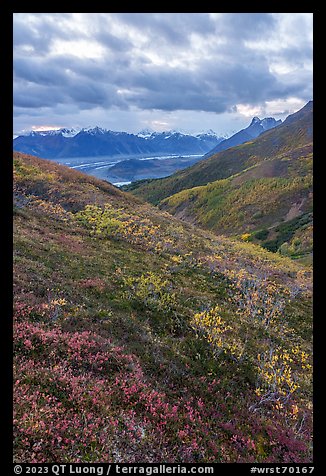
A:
13 153 312 463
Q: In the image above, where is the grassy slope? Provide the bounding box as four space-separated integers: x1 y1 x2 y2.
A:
160 144 313 258
125 102 312 206
13 152 312 463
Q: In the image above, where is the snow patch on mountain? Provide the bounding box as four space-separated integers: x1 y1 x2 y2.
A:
260 117 282 130
136 129 155 138
79 126 107 135
61 128 81 137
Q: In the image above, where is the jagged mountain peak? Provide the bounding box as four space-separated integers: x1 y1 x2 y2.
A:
25 127 81 138
250 116 261 125
249 116 281 129
200 115 282 160
195 129 222 138
260 117 282 130
79 126 107 135
136 128 154 138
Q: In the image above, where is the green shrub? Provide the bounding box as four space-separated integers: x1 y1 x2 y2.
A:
252 210 263 220
254 229 269 241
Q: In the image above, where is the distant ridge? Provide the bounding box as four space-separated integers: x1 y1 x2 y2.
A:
13 128 224 159
203 116 282 159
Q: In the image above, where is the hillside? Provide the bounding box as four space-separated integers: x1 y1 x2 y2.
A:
104 155 203 183
125 101 313 205
160 143 313 258
13 152 312 463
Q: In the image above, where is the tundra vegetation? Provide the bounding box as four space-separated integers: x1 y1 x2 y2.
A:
13 153 312 463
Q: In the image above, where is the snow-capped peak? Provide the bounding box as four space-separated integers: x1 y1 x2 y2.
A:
168 129 190 136
249 117 282 130
260 117 282 130
24 127 81 138
60 127 81 138
30 129 61 137
250 117 261 126
136 128 154 139
136 129 190 140
195 129 221 138
80 126 107 135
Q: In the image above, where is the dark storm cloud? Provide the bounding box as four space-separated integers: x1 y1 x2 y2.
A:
14 52 129 110
13 13 312 120
14 57 67 85
14 82 64 108
125 88 229 113
115 61 294 113
198 56 304 105
14 68 128 111
68 81 125 109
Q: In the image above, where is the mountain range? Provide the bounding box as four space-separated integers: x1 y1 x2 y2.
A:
13 128 225 159
13 116 281 162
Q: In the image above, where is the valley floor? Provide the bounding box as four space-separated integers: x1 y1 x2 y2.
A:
41 153 204 186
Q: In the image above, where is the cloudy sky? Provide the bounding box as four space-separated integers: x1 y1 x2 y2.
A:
13 13 313 136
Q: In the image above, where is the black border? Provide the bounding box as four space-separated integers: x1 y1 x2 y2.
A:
2 6 14 473
6 7 321 474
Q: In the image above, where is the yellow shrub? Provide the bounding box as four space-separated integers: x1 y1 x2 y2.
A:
241 233 251 242
191 306 239 358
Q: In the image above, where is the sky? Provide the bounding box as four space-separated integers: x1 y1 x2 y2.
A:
13 13 313 137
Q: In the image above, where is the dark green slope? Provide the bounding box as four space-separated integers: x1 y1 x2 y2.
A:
125 101 312 205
